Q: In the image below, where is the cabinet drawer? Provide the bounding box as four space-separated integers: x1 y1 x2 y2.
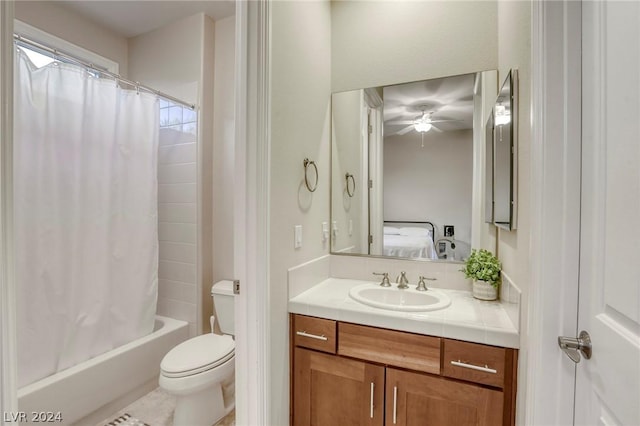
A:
293 315 337 354
338 322 441 374
442 339 506 388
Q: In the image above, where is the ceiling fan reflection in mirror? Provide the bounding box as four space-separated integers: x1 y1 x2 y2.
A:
388 106 463 147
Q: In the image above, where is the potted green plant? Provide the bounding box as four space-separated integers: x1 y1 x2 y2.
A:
460 249 501 300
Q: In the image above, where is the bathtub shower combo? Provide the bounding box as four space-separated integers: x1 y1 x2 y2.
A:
13 40 195 423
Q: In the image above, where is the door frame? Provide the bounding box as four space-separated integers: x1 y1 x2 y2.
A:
525 1 582 425
0 0 17 420
233 0 271 424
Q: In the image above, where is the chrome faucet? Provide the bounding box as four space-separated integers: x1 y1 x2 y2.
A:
396 271 409 289
372 272 391 287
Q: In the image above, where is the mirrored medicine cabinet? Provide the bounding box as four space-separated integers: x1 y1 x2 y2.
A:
485 69 518 231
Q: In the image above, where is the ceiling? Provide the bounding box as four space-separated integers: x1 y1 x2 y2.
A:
383 73 475 137
56 0 235 38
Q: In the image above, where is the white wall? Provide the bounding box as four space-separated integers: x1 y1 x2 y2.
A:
496 2 531 424
383 130 473 247
199 16 216 334
497 0 531 296
269 1 332 424
211 16 236 291
474 71 499 251
331 1 498 92
128 14 204 106
14 1 128 75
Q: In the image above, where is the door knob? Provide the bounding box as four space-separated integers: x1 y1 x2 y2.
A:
558 330 592 363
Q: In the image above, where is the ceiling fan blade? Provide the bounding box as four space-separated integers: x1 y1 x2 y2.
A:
431 125 443 133
428 119 464 123
397 125 414 135
387 120 414 125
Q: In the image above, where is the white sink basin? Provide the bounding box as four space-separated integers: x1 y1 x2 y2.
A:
349 284 451 312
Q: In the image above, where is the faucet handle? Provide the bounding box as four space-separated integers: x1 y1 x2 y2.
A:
396 271 409 289
416 276 437 292
372 272 391 287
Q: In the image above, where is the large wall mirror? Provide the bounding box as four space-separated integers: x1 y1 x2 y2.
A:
331 71 496 263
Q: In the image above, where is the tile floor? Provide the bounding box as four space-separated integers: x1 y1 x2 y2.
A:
98 388 235 426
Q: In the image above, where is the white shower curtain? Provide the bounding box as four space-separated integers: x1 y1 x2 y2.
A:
14 50 159 387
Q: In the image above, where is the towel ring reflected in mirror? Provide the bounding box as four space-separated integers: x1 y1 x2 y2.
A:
345 173 355 197
303 158 318 192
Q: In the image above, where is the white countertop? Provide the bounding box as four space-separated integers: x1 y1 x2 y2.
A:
289 278 520 349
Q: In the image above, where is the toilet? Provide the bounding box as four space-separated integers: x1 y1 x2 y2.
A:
159 280 235 426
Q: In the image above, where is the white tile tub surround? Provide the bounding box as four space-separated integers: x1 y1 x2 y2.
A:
289 278 519 348
157 101 198 336
330 254 471 291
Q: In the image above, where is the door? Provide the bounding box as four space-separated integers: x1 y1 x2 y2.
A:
293 348 384 426
575 1 640 424
363 89 383 256
385 368 502 426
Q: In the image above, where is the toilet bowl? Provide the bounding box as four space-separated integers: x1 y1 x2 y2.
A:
159 281 236 426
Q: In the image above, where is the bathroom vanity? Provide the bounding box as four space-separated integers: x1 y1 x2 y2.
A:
288 278 518 426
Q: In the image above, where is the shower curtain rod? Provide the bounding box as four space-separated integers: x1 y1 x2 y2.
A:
13 33 196 111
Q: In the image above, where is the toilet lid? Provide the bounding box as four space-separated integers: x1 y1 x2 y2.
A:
161 334 235 377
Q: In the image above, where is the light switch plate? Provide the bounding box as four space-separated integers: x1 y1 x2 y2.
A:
294 225 302 248
322 222 329 242
348 219 353 236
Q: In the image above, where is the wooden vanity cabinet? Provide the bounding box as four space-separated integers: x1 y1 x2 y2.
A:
290 314 517 426
293 348 385 426
386 368 503 426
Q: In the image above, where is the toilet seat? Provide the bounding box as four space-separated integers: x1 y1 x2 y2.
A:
161 334 235 379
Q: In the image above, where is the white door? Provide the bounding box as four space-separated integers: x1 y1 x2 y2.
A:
574 1 640 424
363 89 383 256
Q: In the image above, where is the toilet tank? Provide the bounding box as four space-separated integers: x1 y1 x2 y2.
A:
211 280 235 335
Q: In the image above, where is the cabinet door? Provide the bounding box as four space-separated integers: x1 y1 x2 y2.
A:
293 348 384 426
386 368 503 426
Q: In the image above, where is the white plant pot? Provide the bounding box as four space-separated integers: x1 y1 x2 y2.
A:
472 280 498 301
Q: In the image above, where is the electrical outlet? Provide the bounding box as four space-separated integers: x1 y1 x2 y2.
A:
322 222 329 242
444 225 455 237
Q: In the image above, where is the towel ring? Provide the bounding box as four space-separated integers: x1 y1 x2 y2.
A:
345 173 355 197
303 158 318 192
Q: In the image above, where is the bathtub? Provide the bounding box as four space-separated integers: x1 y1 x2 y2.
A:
17 315 189 425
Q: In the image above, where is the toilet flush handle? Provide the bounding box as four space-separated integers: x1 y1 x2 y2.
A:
210 315 216 333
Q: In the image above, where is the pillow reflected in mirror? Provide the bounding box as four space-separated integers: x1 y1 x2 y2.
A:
383 226 401 235
398 227 431 237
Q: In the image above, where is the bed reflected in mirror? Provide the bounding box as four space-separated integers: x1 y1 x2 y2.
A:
382 221 437 259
